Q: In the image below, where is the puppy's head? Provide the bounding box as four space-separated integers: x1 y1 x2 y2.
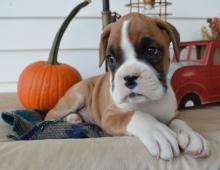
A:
99 13 180 105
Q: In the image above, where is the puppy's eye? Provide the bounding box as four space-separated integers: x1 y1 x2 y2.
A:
146 47 161 62
146 47 160 56
107 55 116 66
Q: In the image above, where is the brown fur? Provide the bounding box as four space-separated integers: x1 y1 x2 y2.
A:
45 72 133 135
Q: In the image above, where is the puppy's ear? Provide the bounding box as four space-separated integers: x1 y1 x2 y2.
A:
99 23 113 67
155 20 180 61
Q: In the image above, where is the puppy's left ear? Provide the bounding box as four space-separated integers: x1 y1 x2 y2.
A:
155 20 180 61
99 23 113 67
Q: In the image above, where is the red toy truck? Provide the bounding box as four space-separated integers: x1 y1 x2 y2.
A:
170 38 220 109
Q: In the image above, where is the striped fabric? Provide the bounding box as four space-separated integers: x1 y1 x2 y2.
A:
1 109 108 140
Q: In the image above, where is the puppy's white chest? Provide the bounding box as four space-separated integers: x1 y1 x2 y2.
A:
138 96 176 123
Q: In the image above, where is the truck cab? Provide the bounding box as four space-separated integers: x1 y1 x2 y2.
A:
170 38 220 109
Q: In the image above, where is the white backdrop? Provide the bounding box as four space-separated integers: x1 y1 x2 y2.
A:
0 0 220 92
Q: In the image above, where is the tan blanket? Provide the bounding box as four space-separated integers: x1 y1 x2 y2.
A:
0 94 220 170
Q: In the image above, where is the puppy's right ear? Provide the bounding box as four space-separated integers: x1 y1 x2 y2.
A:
99 23 113 67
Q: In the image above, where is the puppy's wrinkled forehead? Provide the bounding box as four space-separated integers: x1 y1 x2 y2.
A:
108 14 169 51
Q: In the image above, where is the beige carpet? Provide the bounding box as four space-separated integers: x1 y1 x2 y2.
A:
0 93 22 110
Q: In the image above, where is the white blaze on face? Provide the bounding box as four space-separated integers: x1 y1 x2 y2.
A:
121 20 136 61
111 19 165 106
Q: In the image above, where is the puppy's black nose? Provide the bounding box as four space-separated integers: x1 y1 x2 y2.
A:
124 75 138 82
124 75 138 89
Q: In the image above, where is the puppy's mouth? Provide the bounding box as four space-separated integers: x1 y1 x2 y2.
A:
122 92 148 104
128 92 143 98
123 92 144 101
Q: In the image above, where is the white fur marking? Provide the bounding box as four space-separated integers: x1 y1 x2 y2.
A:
121 20 136 60
127 111 180 160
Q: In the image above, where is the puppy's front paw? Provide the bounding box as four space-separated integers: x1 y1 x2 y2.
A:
141 123 180 161
169 119 210 158
127 112 180 161
65 114 82 124
177 129 210 158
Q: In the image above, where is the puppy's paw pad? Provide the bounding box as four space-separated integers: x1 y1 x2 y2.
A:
66 114 82 124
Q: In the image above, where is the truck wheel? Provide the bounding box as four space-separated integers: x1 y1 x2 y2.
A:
178 93 201 110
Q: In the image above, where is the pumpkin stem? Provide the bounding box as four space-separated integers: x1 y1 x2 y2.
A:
48 0 91 65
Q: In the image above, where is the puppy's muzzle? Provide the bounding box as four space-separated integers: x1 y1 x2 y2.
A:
124 75 139 89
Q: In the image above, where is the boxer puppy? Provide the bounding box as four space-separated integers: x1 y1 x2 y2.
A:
45 13 210 160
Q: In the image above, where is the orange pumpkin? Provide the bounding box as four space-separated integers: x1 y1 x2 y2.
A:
18 61 81 110
17 0 90 110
